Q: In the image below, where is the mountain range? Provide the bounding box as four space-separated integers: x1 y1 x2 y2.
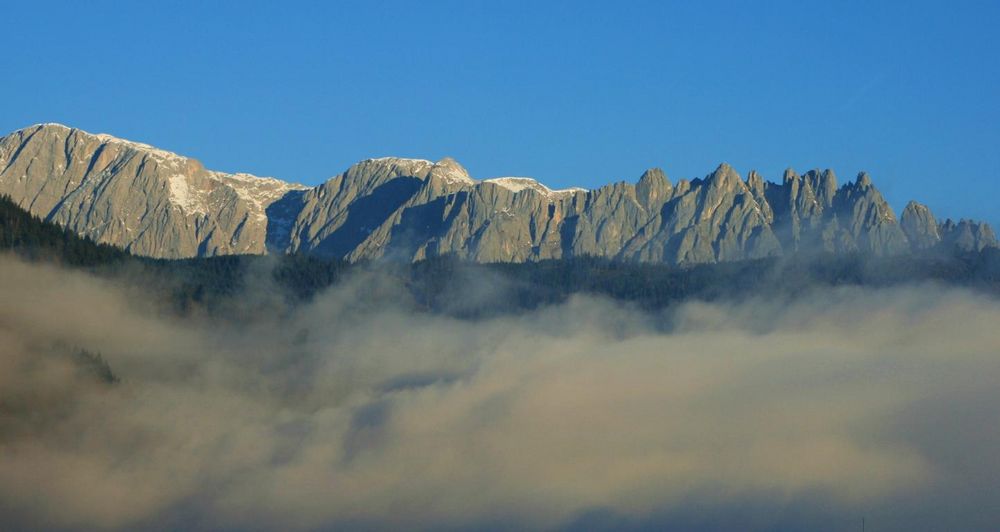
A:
0 123 994 263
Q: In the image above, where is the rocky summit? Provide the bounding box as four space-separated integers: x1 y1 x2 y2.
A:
0 123 995 263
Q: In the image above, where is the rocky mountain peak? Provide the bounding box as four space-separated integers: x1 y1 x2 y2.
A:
938 218 998 251
428 157 474 186
349 157 433 174
900 201 940 249
638 167 668 184
803 169 837 207
636 168 671 209
782 168 799 184
855 171 873 188
902 200 934 218
1 124 994 263
706 163 742 189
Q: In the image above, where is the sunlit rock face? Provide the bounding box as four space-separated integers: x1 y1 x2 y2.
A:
0 124 307 258
1 124 995 262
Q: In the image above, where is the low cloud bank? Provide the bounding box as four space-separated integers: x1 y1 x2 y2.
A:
1 256 999 530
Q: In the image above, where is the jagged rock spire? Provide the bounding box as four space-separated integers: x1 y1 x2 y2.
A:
856 171 873 188
901 201 940 249
636 168 671 209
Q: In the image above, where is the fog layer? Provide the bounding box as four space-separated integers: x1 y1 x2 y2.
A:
1 256 999 530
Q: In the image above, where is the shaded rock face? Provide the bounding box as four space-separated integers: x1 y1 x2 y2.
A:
1 124 995 263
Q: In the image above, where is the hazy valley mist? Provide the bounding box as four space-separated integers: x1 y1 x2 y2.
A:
3 255 999 530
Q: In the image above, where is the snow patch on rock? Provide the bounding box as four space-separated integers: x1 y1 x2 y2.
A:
93 133 187 163
167 174 206 215
484 177 587 199
210 172 308 221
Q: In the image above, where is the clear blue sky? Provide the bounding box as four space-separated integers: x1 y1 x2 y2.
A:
2 1 998 224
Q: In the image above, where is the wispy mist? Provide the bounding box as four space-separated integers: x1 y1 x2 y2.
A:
1 255 999 530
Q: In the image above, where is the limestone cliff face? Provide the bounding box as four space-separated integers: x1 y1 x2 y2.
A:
0 124 306 258
1 124 994 263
